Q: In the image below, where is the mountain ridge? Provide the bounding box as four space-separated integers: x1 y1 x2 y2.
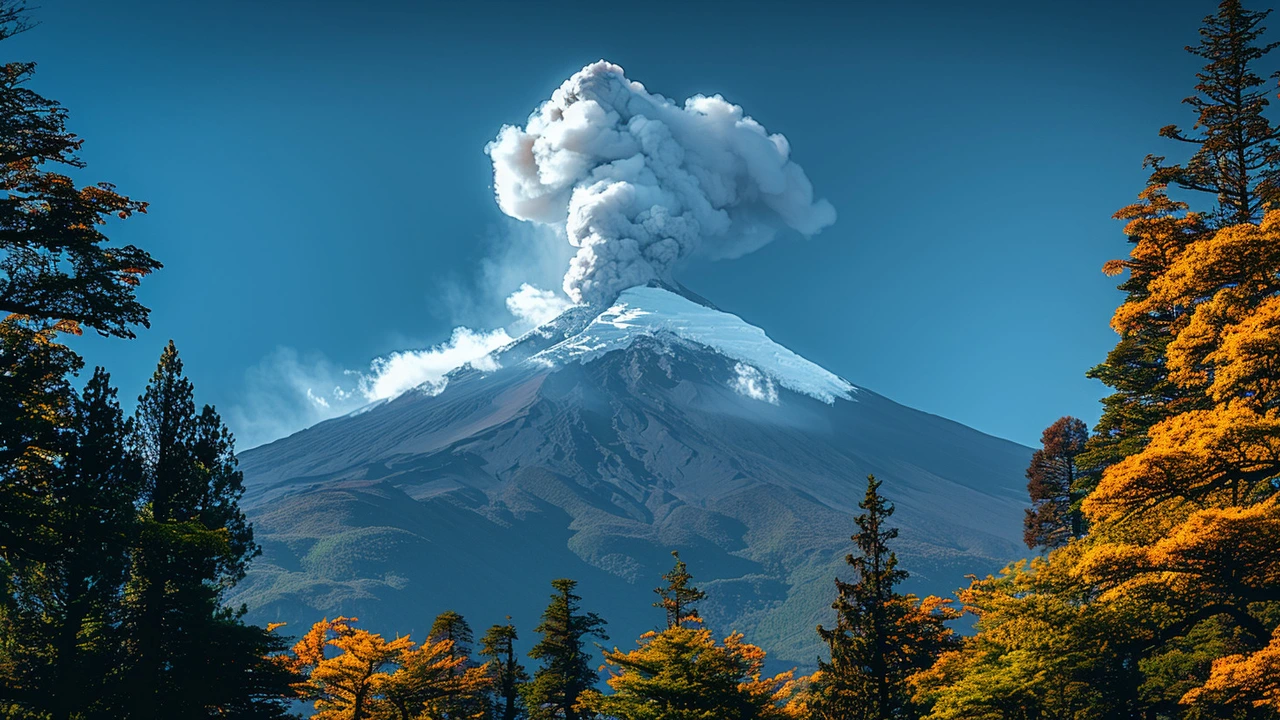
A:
233 287 1030 667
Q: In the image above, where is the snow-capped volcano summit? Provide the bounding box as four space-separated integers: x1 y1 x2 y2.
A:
232 286 1030 667
490 285 854 405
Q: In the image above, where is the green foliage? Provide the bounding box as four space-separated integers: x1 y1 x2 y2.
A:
480 621 528 720
1149 0 1280 226
0 2 160 339
118 342 279 717
812 476 959 720
583 625 803 720
586 558 803 720
653 551 706 630
522 579 607 720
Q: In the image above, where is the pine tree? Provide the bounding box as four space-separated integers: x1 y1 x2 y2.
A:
119 341 289 718
1 367 140 718
480 621 529 720
584 627 803 720
585 559 804 720
1085 0 1280 477
653 551 706 630
0 0 158 694
1023 416 1089 550
42 369 140 720
523 579 607 720
430 610 476 660
1150 0 1280 226
427 610 489 719
814 476 959 720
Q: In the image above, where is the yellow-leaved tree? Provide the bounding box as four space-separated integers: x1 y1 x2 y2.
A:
912 3 1280 718
581 554 806 720
1078 209 1280 716
581 625 807 720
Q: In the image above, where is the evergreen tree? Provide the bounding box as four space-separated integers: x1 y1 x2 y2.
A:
1150 0 1280 226
430 610 476 660
118 341 290 718
653 551 706 630
0 1 160 338
1 367 140 718
1085 0 1280 476
428 610 489 719
0 0 158 691
522 579 607 720
480 621 529 720
1022 416 1089 550
586 559 803 720
814 476 959 720
41 369 140 720
584 627 803 720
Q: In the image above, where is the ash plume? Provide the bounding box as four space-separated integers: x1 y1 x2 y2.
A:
486 61 837 305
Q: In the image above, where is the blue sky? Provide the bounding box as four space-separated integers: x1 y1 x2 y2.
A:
16 0 1229 447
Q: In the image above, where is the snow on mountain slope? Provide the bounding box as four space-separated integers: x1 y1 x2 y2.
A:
527 286 856 404
233 286 1031 670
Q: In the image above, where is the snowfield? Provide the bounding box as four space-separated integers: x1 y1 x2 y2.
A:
529 286 857 404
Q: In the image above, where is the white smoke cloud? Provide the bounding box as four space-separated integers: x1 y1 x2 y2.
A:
359 326 513 401
230 281 568 448
506 283 573 327
730 362 779 404
232 62 835 448
486 60 837 305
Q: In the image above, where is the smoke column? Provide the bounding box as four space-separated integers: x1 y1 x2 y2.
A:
487 61 837 305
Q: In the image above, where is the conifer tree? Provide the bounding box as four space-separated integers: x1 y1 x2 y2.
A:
1023 416 1089 550
1085 0 1280 476
653 551 706 630
303 619 412 720
430 610 476 660
480 621 529 720
585 559 804 720
0 0 157 676
523 579 607 720
814 476 958 720
1 368 140 718
41 369 139 720
584 627 804 720
119 342 290 717
427 610 489 719
387 634 491 720
1149 0 1280 226
0 2 160 338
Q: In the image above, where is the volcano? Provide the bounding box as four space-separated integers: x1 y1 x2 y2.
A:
232 284 1030 667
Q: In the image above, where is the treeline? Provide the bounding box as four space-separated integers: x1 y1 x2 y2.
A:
5 0 1280 719
0 2 296 715
270 480 955 720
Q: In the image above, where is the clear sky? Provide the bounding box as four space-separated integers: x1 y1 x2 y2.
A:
14 0 1233 448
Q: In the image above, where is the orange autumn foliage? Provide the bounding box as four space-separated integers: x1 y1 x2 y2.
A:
287 616 491 720
1185 627 1280 711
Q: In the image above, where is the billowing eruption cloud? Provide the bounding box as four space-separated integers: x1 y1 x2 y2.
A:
487 61 837 305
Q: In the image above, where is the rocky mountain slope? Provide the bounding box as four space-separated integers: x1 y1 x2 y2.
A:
232 285 1030 667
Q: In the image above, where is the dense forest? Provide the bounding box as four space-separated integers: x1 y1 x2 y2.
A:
3 0 1280 718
